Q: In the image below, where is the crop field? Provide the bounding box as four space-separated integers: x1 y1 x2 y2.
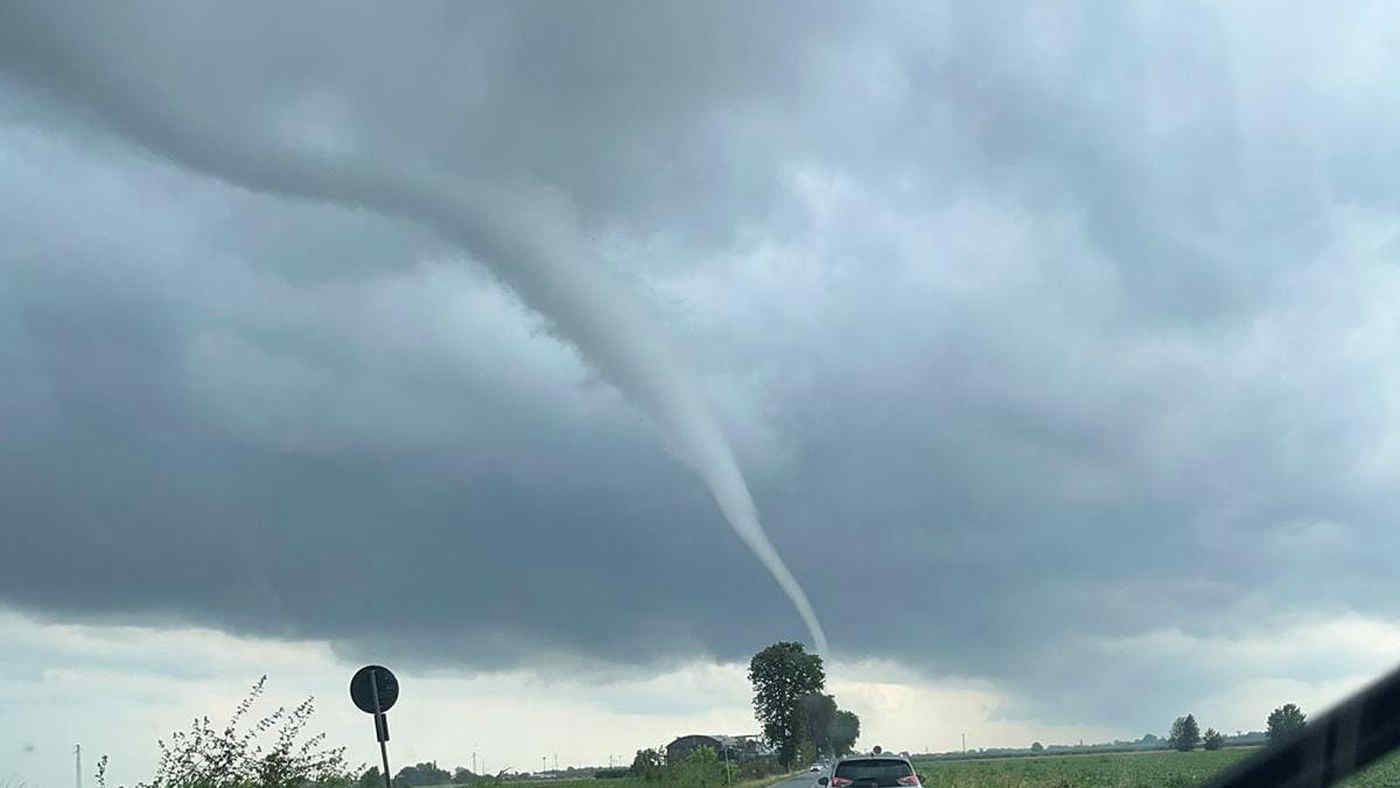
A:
911 747 1400 787
912 749 1250 787
414 750 1400 788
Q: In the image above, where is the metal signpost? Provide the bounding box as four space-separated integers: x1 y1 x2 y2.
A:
350 665 400 788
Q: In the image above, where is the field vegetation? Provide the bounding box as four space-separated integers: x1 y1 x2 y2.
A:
910 747 1400 787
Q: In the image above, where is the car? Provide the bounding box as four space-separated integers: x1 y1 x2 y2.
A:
817 755 920 788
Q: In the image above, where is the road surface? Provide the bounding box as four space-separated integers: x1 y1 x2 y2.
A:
769 772 820 788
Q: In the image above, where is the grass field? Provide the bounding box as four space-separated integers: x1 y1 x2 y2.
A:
415 751 1400 788
913 749 1250 787
911 747 1400 787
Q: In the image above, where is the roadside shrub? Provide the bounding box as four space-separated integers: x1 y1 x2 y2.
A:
670 748 735 788
96 676 357 788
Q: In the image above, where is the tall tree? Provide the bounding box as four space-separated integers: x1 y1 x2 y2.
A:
1267 704 1307 742
749 642 826 767
828 710 861 755
1202 729 1224 751
1169 715 1201 751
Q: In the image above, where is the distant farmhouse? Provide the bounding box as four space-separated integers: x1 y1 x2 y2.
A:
666 734 772 763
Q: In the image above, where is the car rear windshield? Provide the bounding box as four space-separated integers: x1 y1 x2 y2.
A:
834 760 913 786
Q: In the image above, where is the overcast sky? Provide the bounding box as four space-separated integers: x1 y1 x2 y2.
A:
5 1 1400 786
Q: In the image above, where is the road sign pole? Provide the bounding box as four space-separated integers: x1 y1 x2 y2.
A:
371 671 392 788
351 664 400 788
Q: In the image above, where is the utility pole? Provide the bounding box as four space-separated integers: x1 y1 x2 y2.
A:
961 734 966 754
554 754 558 771
75 744 82 788
472 751 477 775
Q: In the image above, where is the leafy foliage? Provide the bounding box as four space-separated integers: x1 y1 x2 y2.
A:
394 763 451 786
96 676 356 788
828 710 860 756
1202 729 1224 751
748 642 825 767
1168 714 1200 752
629 749 665 781
1267 703 1307 742
670 748 734 788
1030 742 1043 753
796 694 837 758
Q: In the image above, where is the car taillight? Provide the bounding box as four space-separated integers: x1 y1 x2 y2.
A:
896 777 919 786
830 778 853 787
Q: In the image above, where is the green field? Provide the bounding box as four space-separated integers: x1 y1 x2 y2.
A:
913 749 1250 787
413 750 1400 788
911 747 1400 787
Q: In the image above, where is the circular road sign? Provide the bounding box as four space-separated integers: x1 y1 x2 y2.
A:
350 665 399 714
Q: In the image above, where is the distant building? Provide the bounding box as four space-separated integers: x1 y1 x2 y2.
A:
666 734 771 763
667 735 721 763
720 735 771 759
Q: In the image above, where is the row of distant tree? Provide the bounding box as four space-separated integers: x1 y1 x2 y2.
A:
356 762 457 788
1163 703 1307 752
923 702 1310 762
358 760 578 788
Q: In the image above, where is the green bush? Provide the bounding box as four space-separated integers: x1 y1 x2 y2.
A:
732 759 782 781
670 748 735 788
630 748 665 781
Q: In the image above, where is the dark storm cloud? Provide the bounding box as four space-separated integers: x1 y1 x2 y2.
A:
4 0 1400 733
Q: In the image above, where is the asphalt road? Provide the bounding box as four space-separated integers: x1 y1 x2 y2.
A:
770 771 821 788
